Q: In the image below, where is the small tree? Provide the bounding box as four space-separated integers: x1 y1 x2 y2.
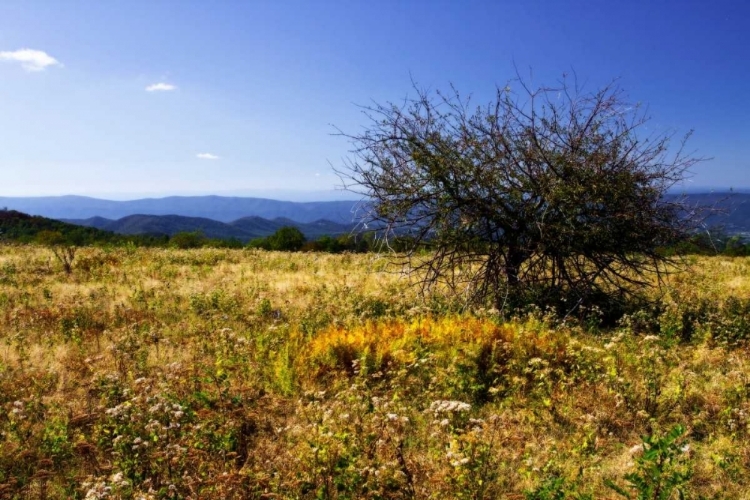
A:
37 230 77 274
267 226 306 252
170 231 206 249
247 227 306 252
339 76 704 318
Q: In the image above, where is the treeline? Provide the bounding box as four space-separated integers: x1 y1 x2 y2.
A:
175 227 385 253
3 209 749 256
0 209 386 253
246 227 375 253
668 232 750 257
0 210 166 247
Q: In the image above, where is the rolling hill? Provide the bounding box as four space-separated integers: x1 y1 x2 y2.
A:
0 210 117 243
63 214 356 241
0 195 364 223
676 192 750 235
2 193 748 241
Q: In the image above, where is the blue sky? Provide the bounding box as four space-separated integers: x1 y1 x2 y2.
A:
1 0 748 200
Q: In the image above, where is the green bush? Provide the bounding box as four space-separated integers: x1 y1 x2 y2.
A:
248 226 306 251
170 231 207 249
606 424 692 500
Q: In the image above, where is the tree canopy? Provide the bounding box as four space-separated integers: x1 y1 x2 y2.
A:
339 76 705 319
249 226 307 252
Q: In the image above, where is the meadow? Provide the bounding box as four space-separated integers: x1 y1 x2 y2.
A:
0 245 749 499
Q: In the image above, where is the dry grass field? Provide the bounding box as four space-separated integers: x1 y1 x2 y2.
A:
1 246 749 498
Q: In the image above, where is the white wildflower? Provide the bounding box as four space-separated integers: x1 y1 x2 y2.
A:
110 472 129 488
429 400 471 413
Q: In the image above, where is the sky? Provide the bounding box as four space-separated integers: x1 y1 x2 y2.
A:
0 0 748 200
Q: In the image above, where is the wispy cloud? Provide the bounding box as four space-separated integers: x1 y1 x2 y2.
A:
146 82 177 92
196 153 220 160
0 49 62 72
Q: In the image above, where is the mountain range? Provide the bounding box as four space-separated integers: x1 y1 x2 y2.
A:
62 214 356 241
672 192 750 236
1 193 749 240
0 195 364 224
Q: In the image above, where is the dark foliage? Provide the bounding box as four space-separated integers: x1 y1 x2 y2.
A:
0 210 114 245
667 232 750 257
302 233 376 253
0 209 169 247
248 226 306 251
169 231 208 249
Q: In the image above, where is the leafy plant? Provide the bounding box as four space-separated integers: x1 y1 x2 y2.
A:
606 424 692 500
525 474 593 500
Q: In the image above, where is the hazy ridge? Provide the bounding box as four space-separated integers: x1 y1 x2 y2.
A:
2 193 749 238
62 214 356 241
0 195 363 224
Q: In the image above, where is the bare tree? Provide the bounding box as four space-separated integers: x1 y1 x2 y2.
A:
37 230 78 274
338 75 705 319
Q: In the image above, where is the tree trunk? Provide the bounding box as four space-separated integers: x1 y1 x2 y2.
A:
496 246 527 310
504 246 526 287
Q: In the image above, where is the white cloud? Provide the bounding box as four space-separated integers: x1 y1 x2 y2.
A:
0 49 62 72
196 153 220 160
146 82 177 92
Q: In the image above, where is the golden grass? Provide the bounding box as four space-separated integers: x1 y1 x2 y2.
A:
0 245 749 498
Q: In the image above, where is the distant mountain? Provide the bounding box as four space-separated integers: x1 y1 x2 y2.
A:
229 216 355 240
672 192 750 235
99 215 248 240
62 214 355 241
4 192 749 239
0 195 365 223
228 216 287 236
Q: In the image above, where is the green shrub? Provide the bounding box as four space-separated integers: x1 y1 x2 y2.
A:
170 231 207 249
606 424 692 500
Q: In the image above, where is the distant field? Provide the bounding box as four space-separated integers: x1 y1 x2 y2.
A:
0 246 749 498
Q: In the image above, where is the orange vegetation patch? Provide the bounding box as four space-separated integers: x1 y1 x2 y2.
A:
304 316 516 372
